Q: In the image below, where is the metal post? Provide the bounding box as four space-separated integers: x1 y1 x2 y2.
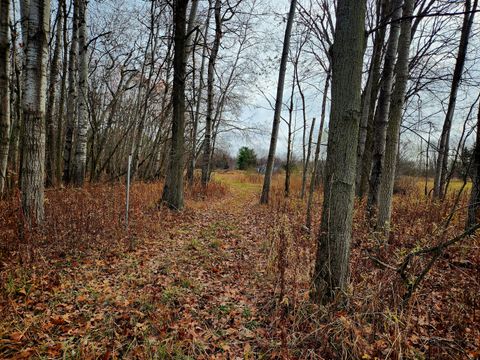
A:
126 154 132 229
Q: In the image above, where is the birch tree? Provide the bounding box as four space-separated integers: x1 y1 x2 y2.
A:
73 0 88 186
21 0 51 224
0 0 10 195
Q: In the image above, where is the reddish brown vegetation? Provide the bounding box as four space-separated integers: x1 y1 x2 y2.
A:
0 172 479 359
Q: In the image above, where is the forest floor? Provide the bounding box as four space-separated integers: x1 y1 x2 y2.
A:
0 171 479 359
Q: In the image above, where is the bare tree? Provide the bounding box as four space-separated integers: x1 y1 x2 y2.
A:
312 0 366 303
377 0 415 231
63 0 78 184
260 0 297 204
162 0 188 210
356 0 388 198
466 101 480 228
0 0 10 195
367 0 403 218
45 0 64 187
201 0 222 186
73 0 88 186
433 0 477 199
21 0 51 224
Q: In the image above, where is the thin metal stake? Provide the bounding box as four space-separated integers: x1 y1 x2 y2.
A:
125 154 132 229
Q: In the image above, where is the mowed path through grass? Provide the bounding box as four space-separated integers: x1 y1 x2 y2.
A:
1 172 279 359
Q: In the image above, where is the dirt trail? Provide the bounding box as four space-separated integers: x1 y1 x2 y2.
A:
1 176 277 359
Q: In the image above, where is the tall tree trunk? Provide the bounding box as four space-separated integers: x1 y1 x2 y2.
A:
377 0 414 231
73 0 88 186
201 0 221 187
131 1 158 180
63 1 78 184
356 0 387 198
367 0 403 218
284 70 296 197
45 0 64 187
467 102 480 228
187 3 211 185
433 0 476 199
56 0 68 183
21 0 51 225
185 0 199 58
0 0 10 195
297 70 311 199
306 70 330 230
260 0 297 204
8 24 21 183
312 0 366 303
161 0 187 210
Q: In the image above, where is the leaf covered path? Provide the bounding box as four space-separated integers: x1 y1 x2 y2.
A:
1 174 280 359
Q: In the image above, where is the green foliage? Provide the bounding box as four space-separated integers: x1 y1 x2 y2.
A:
236 146 257 170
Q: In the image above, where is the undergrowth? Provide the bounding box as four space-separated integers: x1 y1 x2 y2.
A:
0 172 478 359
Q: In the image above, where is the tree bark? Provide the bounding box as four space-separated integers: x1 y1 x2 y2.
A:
312 0 365 303
187 0 211 185
260 0 297 204
366 0 403 218
433 0 477 199
201 0 221 187
306 70 330 230
284 70 296 197
21 0 50 225
45 0 64 187
466 102 480 228
0 0 10 195
73 0 88 186
56 0 68 183
161 0 188 210
356 0 388 198
62 0 78 184
377 0 414 231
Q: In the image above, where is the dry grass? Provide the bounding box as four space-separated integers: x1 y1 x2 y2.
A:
0 172 478 359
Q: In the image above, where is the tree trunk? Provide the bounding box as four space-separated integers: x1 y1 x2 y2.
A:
466 102 480 228
366 0 403 219
45 0 64 187
377 0 414 231
0 0 10 195
187 1 210 185
201 0 221 187
161 0 188 210
63 1 78 184
297 70 311 199
56 0 68 183
284 69 296 197
73 0 88 186
356 0 387 198
21 0 50 225
433 0 476 199
7 26 21 184
312 0 365 303
260 0 297 204
306 70 330 230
